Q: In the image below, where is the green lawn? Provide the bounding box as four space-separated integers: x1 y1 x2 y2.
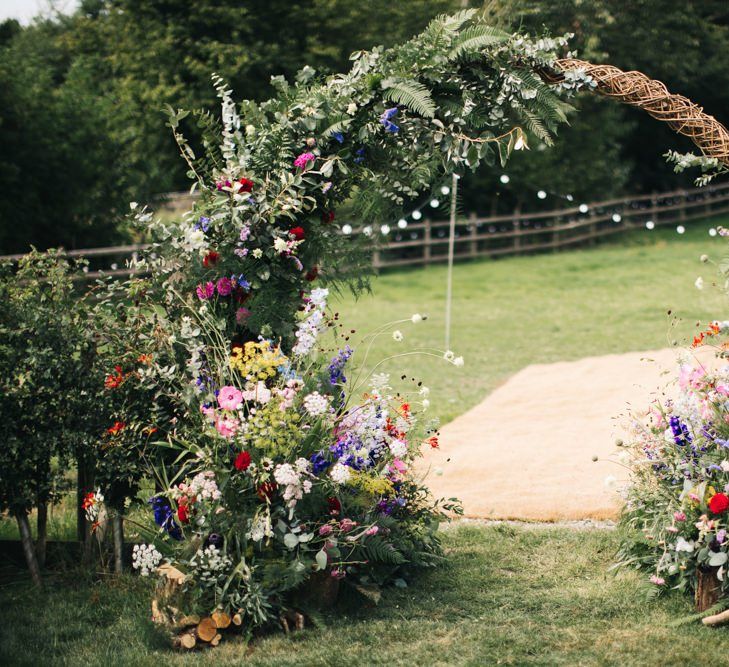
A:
335 218 728 424
2 524 728 666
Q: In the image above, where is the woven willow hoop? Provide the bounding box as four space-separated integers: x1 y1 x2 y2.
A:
543 58 729 168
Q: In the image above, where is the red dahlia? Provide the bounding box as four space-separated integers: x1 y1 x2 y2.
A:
709 493 729 514
234 450 252 471
238 177 254 193
290 226 305 240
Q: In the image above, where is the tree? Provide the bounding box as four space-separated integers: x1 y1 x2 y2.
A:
0 251 96 586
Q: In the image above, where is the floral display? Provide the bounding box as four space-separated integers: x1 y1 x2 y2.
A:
102 9 597 644
616 329 729 600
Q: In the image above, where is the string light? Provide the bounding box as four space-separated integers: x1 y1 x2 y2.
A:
676 225 685 234
341 224 352 235
380 224 390 235
537 190 547 200
579 204 589 214
397 219 408 229
645 220 655 230
709 228 718 237
500 174 510 184
440 185 450 195
430 198 440 208
566 194 574 202
363 225 372 236
412 210 422 220
612 213 622 223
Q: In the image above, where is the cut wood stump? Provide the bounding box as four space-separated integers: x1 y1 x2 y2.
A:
196 617 217 643
696 566 722 612
212 611 231 629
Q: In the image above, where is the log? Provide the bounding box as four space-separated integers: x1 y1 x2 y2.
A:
210 633 222 647
703 608 729 626
173 632 196 650
695 566 722 612
232 613 243 626
196 617 217 643
211 611 231 629
176 615 201 628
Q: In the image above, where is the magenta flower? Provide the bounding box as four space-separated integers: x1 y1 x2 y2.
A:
196 281 215 300
216 276 233 296
365 525 379 536
235 307 251 325
293 152 316 169
318 524 333 537
218 385 243 411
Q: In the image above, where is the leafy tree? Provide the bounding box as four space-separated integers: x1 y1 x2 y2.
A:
0 251 96 586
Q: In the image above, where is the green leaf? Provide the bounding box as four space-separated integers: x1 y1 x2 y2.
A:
315 549 328 571
381 79 436 118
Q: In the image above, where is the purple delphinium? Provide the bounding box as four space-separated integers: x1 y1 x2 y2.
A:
669 415 692 446
329 346 353 385
149 497 182 540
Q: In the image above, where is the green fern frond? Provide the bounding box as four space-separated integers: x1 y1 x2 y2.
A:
382 79 436 118
449 25 510 59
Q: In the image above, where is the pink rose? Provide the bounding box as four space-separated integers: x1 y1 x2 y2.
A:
215 416 239 439
216 277 233 296
674 511 686 522
365 526 379 536
218 385 243 411
339 518 356 533
196 281 215 300
318 524 333 537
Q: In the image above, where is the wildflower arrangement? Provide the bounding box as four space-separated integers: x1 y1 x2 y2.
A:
144 302 463 635
616 327 729 600
119 9 596 643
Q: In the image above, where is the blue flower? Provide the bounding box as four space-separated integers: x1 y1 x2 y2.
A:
329 346 353 386
380 107 399 133
332 131 344 144
311 451 331 474
353 148 366 164
149 497 182 540
234 274 251 290
194 216 211 232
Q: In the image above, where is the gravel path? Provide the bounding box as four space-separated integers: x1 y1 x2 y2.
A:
418 347 715 521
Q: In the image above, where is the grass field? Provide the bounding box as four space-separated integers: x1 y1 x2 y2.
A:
334 218 728 424
2 524 729 666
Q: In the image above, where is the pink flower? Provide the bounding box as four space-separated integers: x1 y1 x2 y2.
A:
215 415 239 439
201 405 215 420
674 511 686 522
216 277 233 296
339 518 356 533
649 575 665 585
235 307 251 325
330 568 345 579
196 281 215 300
666 526 678 533
293 152 316 169
218 385 243 411
365 526 379 536
318 524 333 537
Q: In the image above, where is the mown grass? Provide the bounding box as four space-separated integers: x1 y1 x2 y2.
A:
334 218 728 423
2 524 728 666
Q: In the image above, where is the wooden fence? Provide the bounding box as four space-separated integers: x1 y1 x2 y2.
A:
3 182 729 275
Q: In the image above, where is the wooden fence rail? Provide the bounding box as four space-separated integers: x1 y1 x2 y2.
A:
3 182 729 275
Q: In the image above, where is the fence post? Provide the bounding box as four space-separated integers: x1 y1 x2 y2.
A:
469 212 478 258
423 218 432 266
512 203 522 254
650 193 659 225
373 248 381 270
679 190 687 222
589 207 598 246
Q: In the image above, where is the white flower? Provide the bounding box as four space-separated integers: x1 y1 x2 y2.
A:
252 248 263 258
346 102 357 115
419 386 430 397
514 134 528 151
389 439 408 458
274 237 291 254
411 313 423 324
695 276 704 290
443 350 455 361
675 537 695 553
303 391 330 416
422 399 430 410
330 462 351 485
604 475 617 489
182 227 207 252
453 356 464 367
721 460 729 472
392 330 404 342
132 544 162 577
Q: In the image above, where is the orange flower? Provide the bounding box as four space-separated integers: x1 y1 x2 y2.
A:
426 435 439 449
138 354 153 365
104 365 125 389
107 421 126 436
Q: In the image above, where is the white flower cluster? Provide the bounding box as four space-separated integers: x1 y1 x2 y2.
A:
248 514 274 542
189 545 232 586
181 225 208 254
330 462 352 485
179 471 222 502
303 391 330 416
132 543 162 577
242 380 272 404
273 459 313 507
292 288 329 357
389 438 408 458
